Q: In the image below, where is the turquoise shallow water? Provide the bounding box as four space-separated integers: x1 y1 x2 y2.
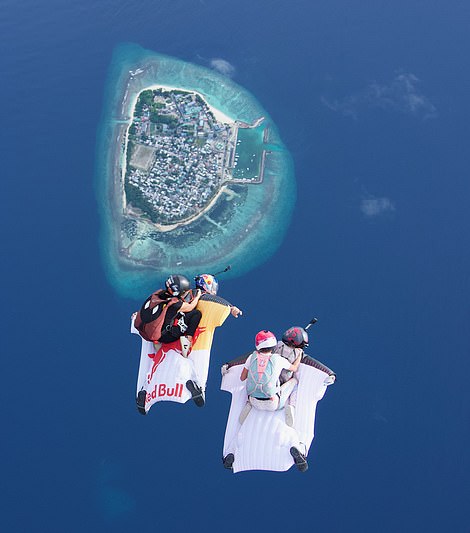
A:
96 43 295 299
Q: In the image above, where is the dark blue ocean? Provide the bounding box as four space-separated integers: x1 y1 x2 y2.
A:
2 1 469 531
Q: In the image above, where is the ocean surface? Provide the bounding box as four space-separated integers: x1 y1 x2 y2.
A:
2 0 470 532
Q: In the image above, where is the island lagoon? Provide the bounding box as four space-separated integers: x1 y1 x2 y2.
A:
96 43 295 299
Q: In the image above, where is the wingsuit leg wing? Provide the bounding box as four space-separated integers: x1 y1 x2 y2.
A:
132 318 196 413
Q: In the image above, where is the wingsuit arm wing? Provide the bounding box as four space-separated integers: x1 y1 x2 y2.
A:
301 354 336 379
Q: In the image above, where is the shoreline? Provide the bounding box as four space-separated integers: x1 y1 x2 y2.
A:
127 82 236 125
145 84 236 124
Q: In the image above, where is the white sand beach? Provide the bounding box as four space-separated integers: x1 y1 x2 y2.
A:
135 84 236 124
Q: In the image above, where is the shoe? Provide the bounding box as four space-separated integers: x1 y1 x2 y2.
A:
136 390 147 416
285 405 295 427
180 336 192 357
290 447 308 472
186 380 205 407
223 453 234 470
238 401 252 425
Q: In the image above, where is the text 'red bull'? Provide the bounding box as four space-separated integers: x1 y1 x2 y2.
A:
146 383 184 403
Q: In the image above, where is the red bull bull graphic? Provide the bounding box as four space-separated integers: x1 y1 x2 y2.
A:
147 349 167 384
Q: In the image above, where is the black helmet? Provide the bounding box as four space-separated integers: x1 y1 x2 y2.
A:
282 326 309 349
165 274 190 296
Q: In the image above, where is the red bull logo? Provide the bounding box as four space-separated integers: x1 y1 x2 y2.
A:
147 349 166 384
146 383 184 403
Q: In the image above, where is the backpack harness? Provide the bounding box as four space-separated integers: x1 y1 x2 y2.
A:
246 351 279 399
134 290 180 342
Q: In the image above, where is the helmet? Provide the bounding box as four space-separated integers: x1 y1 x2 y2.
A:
195 274 219 295
282 327 309 349
255 330 277 351
165 274 190 296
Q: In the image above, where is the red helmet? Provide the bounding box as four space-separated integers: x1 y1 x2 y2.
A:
282 327 309 348
255 330 277 351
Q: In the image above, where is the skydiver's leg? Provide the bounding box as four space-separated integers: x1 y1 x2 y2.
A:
283 385 299 427
182 309 202 337
289 387 298 407
238 401 252 424
158 309 202 356
249 396 279 411
158 309 201 342
158 332 191 357
279 369 293 385
280 378 299 427
177 309 202 356
284 404 295 427
180 336 192 358
159 331 178 343
278 377 298 410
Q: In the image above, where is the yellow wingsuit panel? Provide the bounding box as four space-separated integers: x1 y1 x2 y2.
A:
192 298 231 351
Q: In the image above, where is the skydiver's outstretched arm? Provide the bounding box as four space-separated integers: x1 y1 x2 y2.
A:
230 306 243 317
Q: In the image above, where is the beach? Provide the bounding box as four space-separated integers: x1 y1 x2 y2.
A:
132 83 236 125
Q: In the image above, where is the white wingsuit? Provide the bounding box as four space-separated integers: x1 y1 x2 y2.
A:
221 353 335 473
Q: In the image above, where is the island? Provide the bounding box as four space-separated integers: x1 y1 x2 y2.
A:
96 44 295 298
125 87 266 228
